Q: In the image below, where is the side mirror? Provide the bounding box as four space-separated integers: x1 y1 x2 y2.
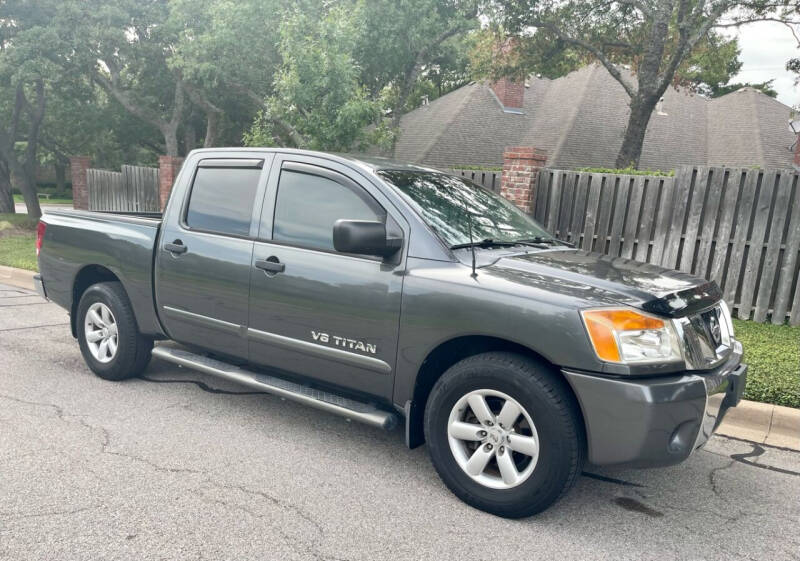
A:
333 220 401 258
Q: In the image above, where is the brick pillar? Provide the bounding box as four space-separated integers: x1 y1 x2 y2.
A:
499 147 547 214
158 155 184 211
69 156 91 210
794 135 800 170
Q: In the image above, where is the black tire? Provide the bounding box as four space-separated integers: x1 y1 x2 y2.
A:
424 352 585 518
76 281 153 381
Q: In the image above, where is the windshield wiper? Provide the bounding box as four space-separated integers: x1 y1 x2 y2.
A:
450 238 520 250
516 236 574 248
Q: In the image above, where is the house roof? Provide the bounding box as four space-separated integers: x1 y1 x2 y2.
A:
390 64 797 171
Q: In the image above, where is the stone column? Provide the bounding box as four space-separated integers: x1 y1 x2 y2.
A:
499 147 547 214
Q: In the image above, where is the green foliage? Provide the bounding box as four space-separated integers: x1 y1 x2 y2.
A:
577 166 674 177
453 165 504 171
244 5 382 152
734 319 800 409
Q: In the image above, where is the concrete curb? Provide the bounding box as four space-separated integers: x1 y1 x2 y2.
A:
0 264 797 450
0 264 36 291
717 400 800 451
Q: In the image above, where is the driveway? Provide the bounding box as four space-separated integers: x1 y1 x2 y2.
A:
1 281 799 560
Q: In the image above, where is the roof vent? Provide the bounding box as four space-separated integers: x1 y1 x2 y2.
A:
656 97 668 116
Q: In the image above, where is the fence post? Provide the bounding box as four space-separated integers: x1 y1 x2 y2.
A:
158 155 184 211
499 147 547 214
69 156 91 210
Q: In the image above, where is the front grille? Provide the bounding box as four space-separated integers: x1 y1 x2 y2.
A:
675 304 732 370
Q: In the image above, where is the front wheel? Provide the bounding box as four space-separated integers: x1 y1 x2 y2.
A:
77 281 152 381
424 352 584 518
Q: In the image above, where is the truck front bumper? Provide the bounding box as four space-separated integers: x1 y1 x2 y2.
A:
562 347 746 468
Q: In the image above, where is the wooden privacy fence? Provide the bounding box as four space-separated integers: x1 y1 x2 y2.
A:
449 168 502 193
534 166 800 325
87 165 160 212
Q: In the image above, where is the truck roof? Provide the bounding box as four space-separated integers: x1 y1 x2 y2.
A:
187 147 441 175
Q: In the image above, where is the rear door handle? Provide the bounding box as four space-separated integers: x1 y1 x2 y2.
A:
164 240 187 254
255 257 285 274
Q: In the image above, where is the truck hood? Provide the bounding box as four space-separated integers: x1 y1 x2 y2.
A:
481 249 721 317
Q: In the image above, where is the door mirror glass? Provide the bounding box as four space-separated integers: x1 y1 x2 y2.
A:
333 220 401 258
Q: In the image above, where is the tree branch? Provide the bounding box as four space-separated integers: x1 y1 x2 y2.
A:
529 20 637 97
227 80 307 147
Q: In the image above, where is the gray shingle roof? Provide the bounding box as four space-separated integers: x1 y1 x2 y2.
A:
391 64 797 171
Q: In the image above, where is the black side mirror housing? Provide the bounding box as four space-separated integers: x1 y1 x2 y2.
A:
333 220 402 258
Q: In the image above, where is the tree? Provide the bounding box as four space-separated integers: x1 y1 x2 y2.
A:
353 0 480 130
490 0 800 168
0 79 45 220
245 4 381 151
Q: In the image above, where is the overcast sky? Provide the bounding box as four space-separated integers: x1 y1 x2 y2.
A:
725 21 798 108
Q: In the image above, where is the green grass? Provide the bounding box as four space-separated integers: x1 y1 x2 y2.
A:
0 213 38 230
0 213 37 271
0 233 37 271
734 319 800 409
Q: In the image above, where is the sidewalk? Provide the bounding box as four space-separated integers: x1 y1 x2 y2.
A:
0 264 35 290
0 264 797 450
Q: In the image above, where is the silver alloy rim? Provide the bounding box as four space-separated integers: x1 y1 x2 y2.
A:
447 389 540 489
84 302 118 363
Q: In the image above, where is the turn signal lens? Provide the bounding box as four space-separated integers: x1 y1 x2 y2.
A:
581 308 681 364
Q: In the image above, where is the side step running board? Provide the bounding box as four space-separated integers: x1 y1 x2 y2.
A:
151 345 399 431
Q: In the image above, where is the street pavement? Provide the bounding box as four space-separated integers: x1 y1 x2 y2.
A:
1 281 799 561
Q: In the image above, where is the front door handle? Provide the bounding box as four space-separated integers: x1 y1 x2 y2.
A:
164 240 187 254
255 257 285 274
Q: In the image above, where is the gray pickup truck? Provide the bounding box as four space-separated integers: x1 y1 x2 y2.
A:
36 148 746 517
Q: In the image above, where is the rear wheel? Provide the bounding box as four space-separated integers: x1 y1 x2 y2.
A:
77 282 152 381
424 352 584 518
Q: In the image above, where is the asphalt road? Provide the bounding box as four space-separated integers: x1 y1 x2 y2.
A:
1 281 799 561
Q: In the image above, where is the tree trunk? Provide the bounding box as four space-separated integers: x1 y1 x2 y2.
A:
55 161 66 195
0 160 13 214
163 125 179 157
16 172 41 220
183 125 197 156
615 96 658 169
203 110 220 148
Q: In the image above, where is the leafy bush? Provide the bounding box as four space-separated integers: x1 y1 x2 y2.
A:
734 319 800 409
452 165 503 172
577 166 675 177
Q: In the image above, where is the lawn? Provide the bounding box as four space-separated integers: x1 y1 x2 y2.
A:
0 213 37 271
734 319 800 409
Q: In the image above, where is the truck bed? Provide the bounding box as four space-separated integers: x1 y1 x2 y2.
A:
38 209 164 337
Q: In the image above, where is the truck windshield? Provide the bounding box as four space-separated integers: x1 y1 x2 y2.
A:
378 170 552 248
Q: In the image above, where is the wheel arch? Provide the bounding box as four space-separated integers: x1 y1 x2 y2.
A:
405 335 586 450
70 265 122 337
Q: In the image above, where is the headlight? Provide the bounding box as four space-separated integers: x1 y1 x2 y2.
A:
580 308 682 364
